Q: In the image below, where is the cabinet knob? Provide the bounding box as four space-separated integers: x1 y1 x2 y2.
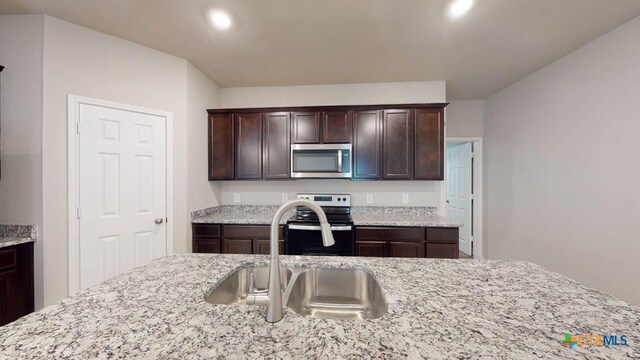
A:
155 218 164 224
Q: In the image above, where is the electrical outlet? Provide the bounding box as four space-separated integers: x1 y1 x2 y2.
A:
282 193 288 203
366 193 373 204
233 193 240 203
402 194 409 204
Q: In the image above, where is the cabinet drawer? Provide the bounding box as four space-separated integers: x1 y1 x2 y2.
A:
223 225 283 239
0 248 17 271
356 227 423 242
192 224 221 239
426 228 459 243
193 239 220 253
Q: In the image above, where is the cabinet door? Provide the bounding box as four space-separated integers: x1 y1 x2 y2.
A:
389 242 424 258
235 113 263 179
254 239 285 255
322 111 351 143
193 239 221 253
355 241 387 257
0 269 18 326
414 109 444 180
208 114 234 180
383 109 414 179
292 112 320 143
352 110 382 179
426 243 459 259
263 112 291 179
222 239 253 254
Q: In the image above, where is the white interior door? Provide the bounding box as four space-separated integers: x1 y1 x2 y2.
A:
447 143 473 256
78 103 167 290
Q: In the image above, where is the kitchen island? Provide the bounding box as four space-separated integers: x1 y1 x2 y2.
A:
0 254 638 359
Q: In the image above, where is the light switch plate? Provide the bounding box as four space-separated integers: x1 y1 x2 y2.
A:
402 194 409 204
366 194 373 204
234 193 240 203
282 193 288 203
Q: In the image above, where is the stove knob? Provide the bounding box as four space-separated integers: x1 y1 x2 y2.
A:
342 197 347 201
337 198 341 201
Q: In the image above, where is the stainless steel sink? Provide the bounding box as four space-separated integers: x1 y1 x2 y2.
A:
206 267 293 305
286 268 388 320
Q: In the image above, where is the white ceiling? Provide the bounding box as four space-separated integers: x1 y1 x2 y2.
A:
1 0 639 100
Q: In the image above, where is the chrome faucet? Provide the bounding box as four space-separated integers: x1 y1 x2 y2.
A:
246 199 335 323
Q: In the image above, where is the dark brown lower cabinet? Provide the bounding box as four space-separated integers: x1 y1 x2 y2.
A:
0 242 34 326
193 239 221 254
192 224 284 255
389 242 423 258
355 241 387 257
254 239 285 255
426 243 458 259
426 227 459 259
356 226 458 259
193 223 458 259
222 239 253 254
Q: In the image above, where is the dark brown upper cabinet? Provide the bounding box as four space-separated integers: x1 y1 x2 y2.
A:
352 110 382 180
235 113 263 179
263 112 291 179
382 109 414 180
292 110 351 144
291 112 320 144
208 113 235 180
414 109 444 180
322 111 351 143
207 103 447 182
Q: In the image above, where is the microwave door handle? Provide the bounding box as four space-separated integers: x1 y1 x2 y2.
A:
337 149 343 173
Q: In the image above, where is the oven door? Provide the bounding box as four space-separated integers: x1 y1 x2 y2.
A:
286 223 354 256
290 144 351 178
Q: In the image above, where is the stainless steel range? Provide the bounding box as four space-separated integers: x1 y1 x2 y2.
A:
286 193 354 256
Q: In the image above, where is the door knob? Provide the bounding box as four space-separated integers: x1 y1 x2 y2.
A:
155 218 164 224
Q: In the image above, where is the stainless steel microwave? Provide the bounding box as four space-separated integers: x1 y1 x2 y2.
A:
290 144 352 178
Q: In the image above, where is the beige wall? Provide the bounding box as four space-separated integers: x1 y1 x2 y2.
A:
218 81 447 211
485 16 640 305
186 63 221 240
42 16 191 305
446 100 484 138
220 81 446 108
0 14 45 309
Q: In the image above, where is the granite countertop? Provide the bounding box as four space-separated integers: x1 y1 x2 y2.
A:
0 225 37 249
191 205 293 225
191 205 461 227
1 254 638 358
351 206 461 227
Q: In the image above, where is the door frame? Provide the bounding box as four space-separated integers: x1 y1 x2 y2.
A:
67 95 174 296
445 137 484 259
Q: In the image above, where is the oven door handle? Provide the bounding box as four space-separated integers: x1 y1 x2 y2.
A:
288 224 352 231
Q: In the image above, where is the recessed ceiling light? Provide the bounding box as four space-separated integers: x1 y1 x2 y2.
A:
448 0 474 19
209 10 232 30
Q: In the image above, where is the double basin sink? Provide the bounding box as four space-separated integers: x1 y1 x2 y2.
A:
206 267 387 320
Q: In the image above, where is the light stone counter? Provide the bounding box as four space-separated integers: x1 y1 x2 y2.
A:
0 225 37 249
0 254 638 359
191 205 460 227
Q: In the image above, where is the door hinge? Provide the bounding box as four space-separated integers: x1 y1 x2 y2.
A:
76 206 81 219
470 152 474 158
470 194 475 200
76 122 80 134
